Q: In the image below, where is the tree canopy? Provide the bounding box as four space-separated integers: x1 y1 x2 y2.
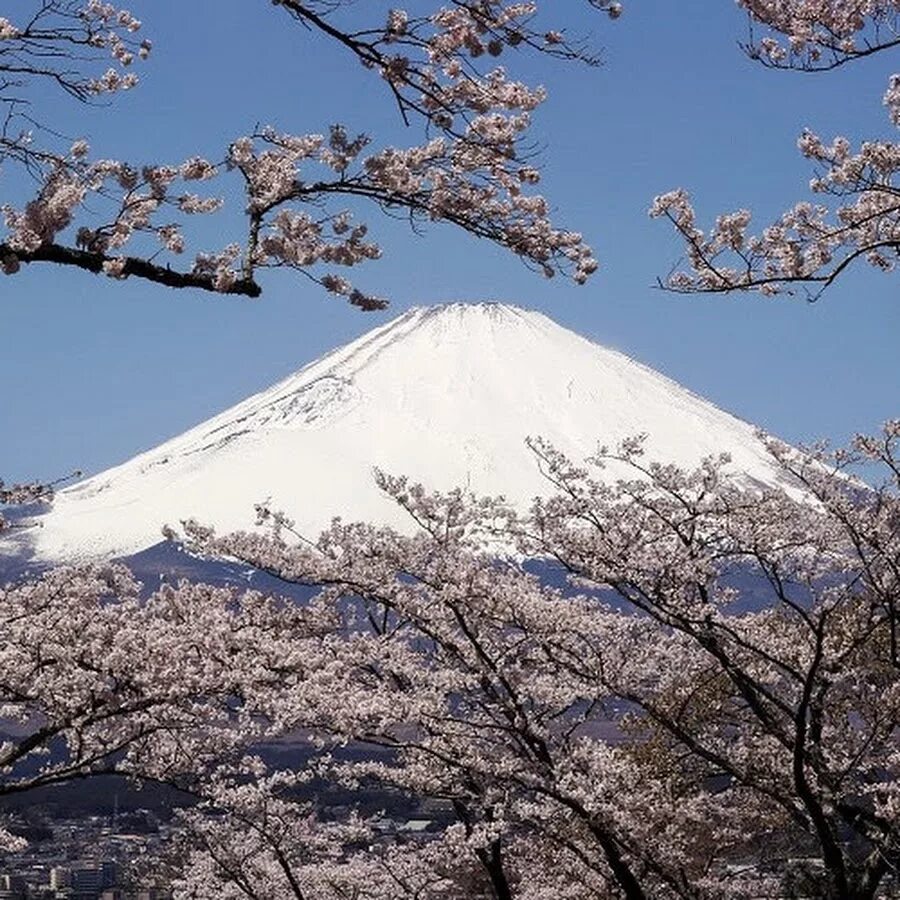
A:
3 425 900 897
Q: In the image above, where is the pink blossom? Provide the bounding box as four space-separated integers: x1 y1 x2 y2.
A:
0 17 20 39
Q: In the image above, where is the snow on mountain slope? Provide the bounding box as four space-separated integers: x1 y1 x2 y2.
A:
13 303 794 562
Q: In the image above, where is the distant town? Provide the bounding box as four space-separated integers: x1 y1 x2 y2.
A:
0 777 454 899
0 806 172 899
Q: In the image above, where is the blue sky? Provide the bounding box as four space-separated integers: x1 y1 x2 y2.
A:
2 0 898 484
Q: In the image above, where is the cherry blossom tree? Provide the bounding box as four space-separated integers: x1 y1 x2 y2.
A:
0 2 615 309
148 421 900 899
2 423 898 896
652 1 900 300
0 560 346 855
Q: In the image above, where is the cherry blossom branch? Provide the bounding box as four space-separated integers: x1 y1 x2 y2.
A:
739 0 900 71
654 5 900 300
1 240 263 296
651 116 900 299
1 2 612 306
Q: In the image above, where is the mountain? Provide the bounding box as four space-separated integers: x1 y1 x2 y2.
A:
5 303 794 564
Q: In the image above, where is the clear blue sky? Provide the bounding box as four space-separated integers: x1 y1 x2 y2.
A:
3 1 898 484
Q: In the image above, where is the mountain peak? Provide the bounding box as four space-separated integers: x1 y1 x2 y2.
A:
371 301 549 336
403 300 530 318
8 304 791 563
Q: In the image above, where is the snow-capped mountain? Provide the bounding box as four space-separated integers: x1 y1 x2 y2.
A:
11 303 794 563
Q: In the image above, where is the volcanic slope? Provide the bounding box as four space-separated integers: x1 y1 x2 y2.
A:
18 303 795 562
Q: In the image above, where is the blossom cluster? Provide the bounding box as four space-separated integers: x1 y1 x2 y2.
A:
0 564 327 792
0 480 51 532
648 1 900 299
0 472 80 531
2 143 226 277
651 95 900 298
0 1 149 108
739 0 900 69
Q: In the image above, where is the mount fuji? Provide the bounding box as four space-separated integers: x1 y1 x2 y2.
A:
8 303 794 564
